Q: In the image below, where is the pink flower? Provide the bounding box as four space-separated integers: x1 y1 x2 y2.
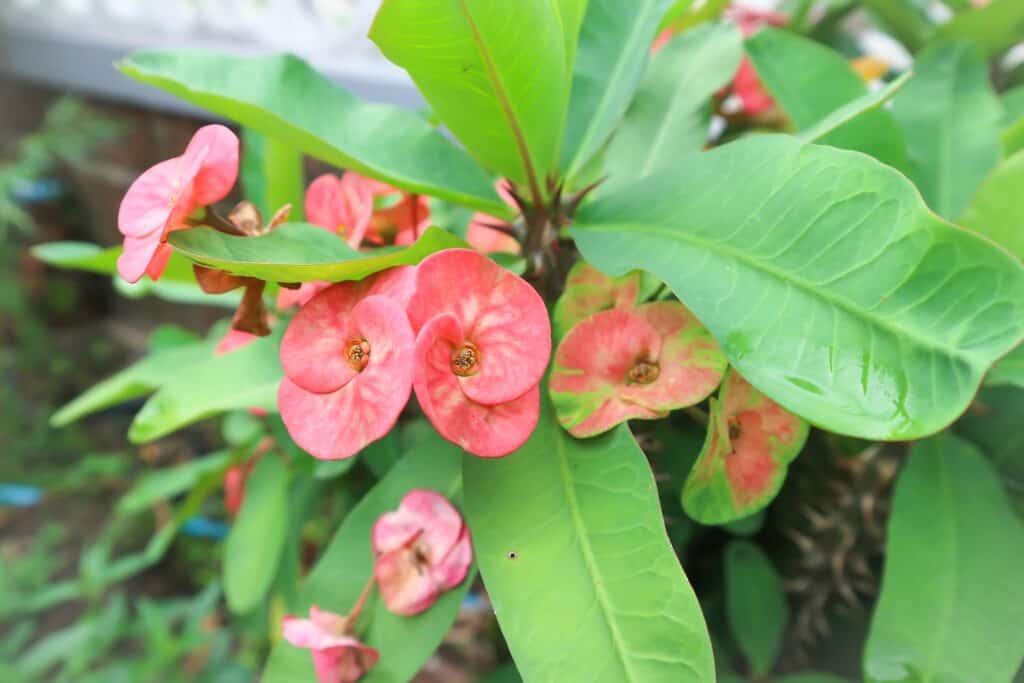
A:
365 184 430 247
215 327 260 355
278 267 416 460
305 173 374 249
372 490 472 616
550 302 727 437
466 180 520 255
117 124 238 283
282 606 379 683
552 260 642 339
406 250 550 457
726 5 788 116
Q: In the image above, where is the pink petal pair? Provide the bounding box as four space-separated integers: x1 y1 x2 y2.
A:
117 124 238 283
371 489 472 615
282 606 379 683
277 267 417 460
550 302 727 437
407 249 551 457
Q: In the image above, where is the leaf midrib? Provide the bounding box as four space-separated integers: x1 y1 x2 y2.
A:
554 431 638 682
575 222 983 367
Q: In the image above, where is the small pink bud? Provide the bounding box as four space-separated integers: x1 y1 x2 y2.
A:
117 124 238 283
282 606 379 683
371 490 472 616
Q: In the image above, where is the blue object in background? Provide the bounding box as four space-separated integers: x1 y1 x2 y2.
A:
181 516 230 540
0 484 43 507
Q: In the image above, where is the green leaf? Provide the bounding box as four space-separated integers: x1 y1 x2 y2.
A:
864 434 1024 683
128 328 282 443
745 27 908 171
724 540 788 676
560 0 674 180
954 385 1024 516
119 50 504 214
262 435 471 683
370 1 568 191
51 339 215 427
240 128 305 221
603 20 743 192
117 451 232 515
776 675 850 683
891 42 1004 220
480 664 523 683
683 370 809 524
800 73 912 145
463 393 714 683
224 454 291 614
572 134 1024 440
960 149 1024 261
861 0 931 52
987 344 1024 389
168 224 465 283
1004 118 1024 157
936 0 1024 59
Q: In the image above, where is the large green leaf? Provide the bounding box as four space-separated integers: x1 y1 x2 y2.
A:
560 0 674 180
128 328 282 443
936 0 1024 59
224 454 291 614
51 338 216 427
891 42 1003 220
864 434 1024 683
986 344 1024 389
168 224 465 283
262 436 471 683
954 384 1024 517
463 394 714 683
799 73 912 146
603 20 743 192
370 1 568 191
959 149 1024 261
745 27 908 171
572 134 1024 440
119 51 505 215
724 541 788 677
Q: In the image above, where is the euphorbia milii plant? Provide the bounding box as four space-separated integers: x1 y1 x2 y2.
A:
46 2 1024 681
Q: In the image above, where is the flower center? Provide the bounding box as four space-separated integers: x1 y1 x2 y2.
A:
451 342 481 377
345 338 371 371
727 416 742 440
627 360 660 384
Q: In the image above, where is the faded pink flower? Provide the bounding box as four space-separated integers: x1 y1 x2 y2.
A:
372 489 472 616
365 183 430 247
305 173 374 249
278 267 417 459
550 302 727 437
726 5 788 115
117 124 238 283
466 180 520 255
407 250 550 457
282 606 379 683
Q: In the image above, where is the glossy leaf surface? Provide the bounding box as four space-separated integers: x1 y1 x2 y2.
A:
683 371 808 524
240 128 305 221
169 224 465 283
745 27 907 171
120 51 505 214
463 395 714 682
864 434 1024 683
573 134 1024 440
891 42 1003 220
370 1 567 189
224 455 291 614
263 436 471 683
560 0 674 180
724 540 789 676
604 20 743 191
799 73 911 146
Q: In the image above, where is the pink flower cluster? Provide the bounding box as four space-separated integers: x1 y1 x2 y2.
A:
284 489 472 683
278 248 550 460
